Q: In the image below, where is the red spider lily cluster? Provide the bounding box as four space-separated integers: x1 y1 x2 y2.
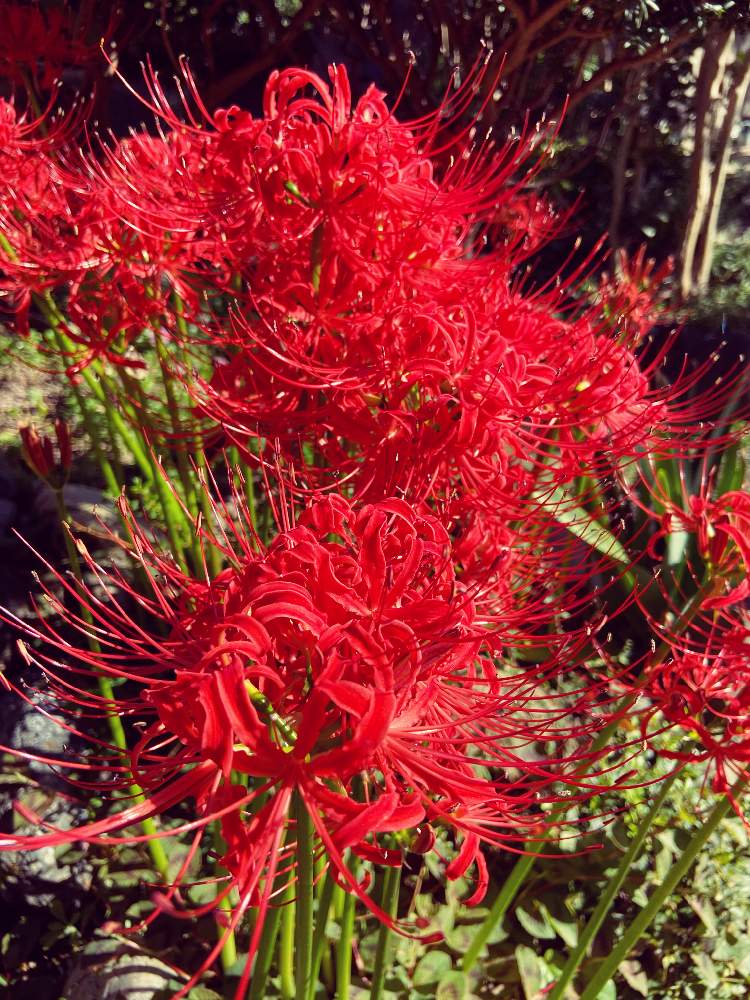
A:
0 52 748 997
3 481 621 991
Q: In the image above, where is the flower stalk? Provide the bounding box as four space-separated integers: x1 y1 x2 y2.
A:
369 861 401 1000
294 792 316 1000
335 872 356 1000
279 878 297 1000
461 851 536 973
309 869 337 1000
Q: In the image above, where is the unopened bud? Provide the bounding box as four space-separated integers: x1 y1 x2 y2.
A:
410 824 435 855
55 418 72 473
19 424 54 480
19 419 72 487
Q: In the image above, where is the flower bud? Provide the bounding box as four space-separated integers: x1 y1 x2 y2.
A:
54 417 72 473
19 419 72 487
19 423 53 479
410 824 435 855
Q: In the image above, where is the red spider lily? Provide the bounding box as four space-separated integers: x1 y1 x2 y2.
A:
170 63 717 509
491 191 565 258
665 488 750 610
0 477 638 995
596 247 673 344
0 94 91 338
19 417 71 485
93 54 532 275
1 55 738 488
643 622 750 803
632 465 750 609
199 273 672 510
0 54 526 366
617 462 750 807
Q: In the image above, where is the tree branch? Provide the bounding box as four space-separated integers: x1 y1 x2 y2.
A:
567 26 696 111
204 0 323 107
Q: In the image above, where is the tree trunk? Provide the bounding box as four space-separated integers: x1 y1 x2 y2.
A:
677 27 735 302
609 76 640 251
694 44 750 294
609 116 637 251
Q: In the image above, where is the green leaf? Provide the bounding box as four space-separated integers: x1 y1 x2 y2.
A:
533 487 630 566
685 895 718 935
515 945 546 999
715 442 746 496
543 906 578 948
692 951 720 989
483 953 519 982
357 930 380 968
594 981 616 1000
619 959 650 996
435 970 468 1000
516 903 556 940
633 886 649 907
444 924 478 952
413 951 453 989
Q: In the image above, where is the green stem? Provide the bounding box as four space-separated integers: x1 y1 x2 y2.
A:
83 363 154 484
248 822 298 1000
241 457 258 537
244 680 296 748
311 222 324 293
578 778 745 1000
209 824 238 980
336 885 355 1000
36 294 152 487
463 579 718 974
369 863 401 1000
279 879 296 1000
169 291 223 574
320 933 335 996
101 401 126 487
138 820 170 881
119 373 191 572
195 447 222 577
333 879 344 920
153 336 200 522
69 378 121 498
247 898 284 1000
462 716 620 973
547 770 679 1000
59 355 147 492
153 353 203 572
294 792 316 1000
309 870 337 1000
20 69 44 123
462 851 536 971
216 891 238 974
228 445 258 538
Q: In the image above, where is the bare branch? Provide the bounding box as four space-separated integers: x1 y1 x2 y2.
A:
204 0 323 107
